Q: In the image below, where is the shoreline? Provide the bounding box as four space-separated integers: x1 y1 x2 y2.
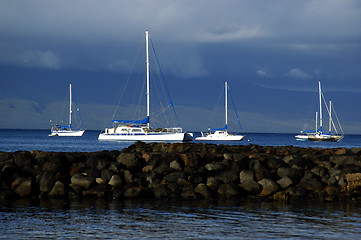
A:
1 142 361 203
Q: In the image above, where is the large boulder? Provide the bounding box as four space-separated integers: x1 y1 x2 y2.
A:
48 181 66 197
218 183 241 198
258 178 279 197
11 177 32 197
70 173 94 190
39 171 55 193
277 167 303 181
117 153 145 170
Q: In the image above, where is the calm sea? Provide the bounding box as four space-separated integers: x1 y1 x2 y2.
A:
1 129 361 152
1 129 361 239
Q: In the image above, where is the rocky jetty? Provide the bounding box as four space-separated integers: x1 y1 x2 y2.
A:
1 142 361 202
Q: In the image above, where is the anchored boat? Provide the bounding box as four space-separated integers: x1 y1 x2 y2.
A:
98 31 192 142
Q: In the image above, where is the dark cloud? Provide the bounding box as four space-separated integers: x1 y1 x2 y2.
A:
1 0 361 132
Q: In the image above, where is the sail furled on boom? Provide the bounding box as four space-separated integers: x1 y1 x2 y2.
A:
210 124 227 131
112 116 149 125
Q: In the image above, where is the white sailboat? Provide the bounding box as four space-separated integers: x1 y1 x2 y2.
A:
195 82 244 141
98 31 192 142
49 84 85 137
295 81 344 142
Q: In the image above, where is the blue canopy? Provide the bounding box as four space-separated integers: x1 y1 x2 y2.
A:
210 124 227 131
301 130 316 133
112 116 149 125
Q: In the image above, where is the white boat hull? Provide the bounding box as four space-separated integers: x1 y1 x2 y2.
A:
295 133 343 142
195 131 244 141
98 132 191 142
50 130 85 137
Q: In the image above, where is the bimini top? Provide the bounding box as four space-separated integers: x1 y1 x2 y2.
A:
112 116 149 125
210 124 227 131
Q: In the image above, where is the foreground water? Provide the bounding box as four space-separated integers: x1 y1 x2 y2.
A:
1 129 361 152
1 198 361 239
1 129 361 239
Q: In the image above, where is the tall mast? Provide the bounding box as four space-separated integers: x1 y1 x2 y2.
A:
69 83 72 129
315 112 318 132
145 31 150 128
329 101 332 133
318 81 322 132
225 82 228 130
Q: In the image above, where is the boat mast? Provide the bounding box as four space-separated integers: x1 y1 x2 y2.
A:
315 112 318 133
225 82 228 131
329 101 332 133
318 81 322 133
69 83 72 129
145 31 150 128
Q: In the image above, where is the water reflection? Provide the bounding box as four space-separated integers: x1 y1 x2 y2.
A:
1 198 361 239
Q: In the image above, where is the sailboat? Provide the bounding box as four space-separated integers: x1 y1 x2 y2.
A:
195 82 245 141
295 81 344 142
98 31 192 142
49 84 85 137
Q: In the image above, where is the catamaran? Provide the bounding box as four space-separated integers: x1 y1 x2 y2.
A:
195 82 244 141
49 84 85 137
98 31 192 142
295 81 344 142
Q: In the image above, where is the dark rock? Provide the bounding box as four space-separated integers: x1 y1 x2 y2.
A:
11 177 32 197
351 148 361 155
206 177 219 189
311 166 328 178
334 148 347 155
101 169 112 183
330 155 358 167
188 172 206 185
324 185 339 198
117 153 145 170
277 167 303 181
70 173 94 190
181 187 197 200
215 170 238 183
13 152 33 168
108 174 122 187
195 183 212 199
218 183 241 198
87 184 108 198
266 158 286 170
39 171 55 193
84 168 100 179
179 153 201 169
123 170 133 183
286 185 307 198
42 161 61 172
239 170 255 183
288 157 314 169
240 180 262 194
149 183 171 199
315 161 332 170
277 177 293 189
205 162 224 171
48 181 66 197
258 178 279 197
170 160 182 171
70 166 82 176
123 186 144 198
299 172 323 191
164 171 186 183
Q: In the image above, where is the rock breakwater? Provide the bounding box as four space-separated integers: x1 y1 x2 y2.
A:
1 142 361 202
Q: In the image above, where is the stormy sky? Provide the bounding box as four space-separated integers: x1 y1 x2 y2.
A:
1 0 361 133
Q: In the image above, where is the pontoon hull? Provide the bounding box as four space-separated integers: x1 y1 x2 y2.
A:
98 132 192 142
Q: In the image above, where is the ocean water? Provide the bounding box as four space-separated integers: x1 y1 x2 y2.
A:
1 129 361 152
1 129 361 239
